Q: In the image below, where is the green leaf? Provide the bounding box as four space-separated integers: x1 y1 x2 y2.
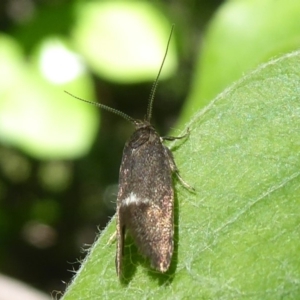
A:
62 51 300 299
0 35 98 159
181 0 300 123
71 2 177 83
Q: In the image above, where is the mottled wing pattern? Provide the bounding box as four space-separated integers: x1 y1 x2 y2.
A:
116 125 175 276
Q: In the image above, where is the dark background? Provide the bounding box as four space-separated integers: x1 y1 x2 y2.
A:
0 0 223 296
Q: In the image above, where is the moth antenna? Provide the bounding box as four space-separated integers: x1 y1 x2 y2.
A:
64 91 136 124
146 24 175 122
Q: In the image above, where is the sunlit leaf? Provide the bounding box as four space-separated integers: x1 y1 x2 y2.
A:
0 35 98 159
72 2 177 83
181 0 300 123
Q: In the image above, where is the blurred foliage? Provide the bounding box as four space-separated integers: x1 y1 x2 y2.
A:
0 0 223 295
180 0 300 124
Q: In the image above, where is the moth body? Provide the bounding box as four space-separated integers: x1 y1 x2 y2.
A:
116 121 177 276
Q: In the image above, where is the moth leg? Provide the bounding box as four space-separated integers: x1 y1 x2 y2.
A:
107 231 117 245
116 210 125 278
164 145 195 192
174 170 195 191
161 127 190 141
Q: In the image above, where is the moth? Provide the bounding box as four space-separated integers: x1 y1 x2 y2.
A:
65 25 192 278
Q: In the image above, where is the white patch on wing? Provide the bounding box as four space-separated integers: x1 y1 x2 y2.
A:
122 192 150 206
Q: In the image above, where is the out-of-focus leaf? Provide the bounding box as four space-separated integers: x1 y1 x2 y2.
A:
71 2 177 83
0 35 98 159
181 0 300 124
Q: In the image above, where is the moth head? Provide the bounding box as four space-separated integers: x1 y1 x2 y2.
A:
133 119 151 129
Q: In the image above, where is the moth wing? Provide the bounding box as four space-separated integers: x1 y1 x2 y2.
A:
117 133 174 273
